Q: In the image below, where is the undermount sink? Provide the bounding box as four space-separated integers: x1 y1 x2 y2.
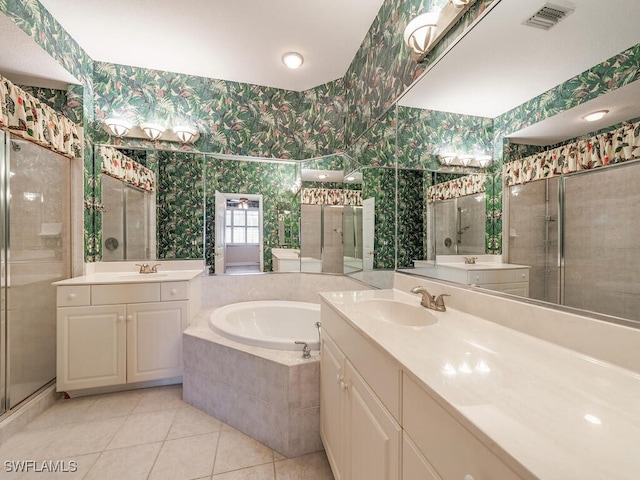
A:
118 273 169 279
356 299 438 327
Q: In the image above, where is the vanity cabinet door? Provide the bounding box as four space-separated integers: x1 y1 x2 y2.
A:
56 305 127 391
126 301 188 383
320 332 346 480
344 360 401 480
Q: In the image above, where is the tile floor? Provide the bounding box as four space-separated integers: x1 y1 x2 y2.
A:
0 385 334 480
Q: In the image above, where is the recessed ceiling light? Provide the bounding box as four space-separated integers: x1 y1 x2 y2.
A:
282 52 304 69
582 110 609 122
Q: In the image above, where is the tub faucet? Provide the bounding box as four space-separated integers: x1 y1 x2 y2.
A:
410 286 450 312
295 341 311 359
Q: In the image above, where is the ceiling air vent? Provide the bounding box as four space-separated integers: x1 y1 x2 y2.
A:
524 3 574 30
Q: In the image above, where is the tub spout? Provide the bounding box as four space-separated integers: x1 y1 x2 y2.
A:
295 341 311 359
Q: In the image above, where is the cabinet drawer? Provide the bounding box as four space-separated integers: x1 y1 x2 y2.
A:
161 281 189 301
92 283 160 305
57 286 91 307
403 374 522 480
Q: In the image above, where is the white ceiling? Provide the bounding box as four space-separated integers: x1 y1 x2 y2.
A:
33 0 385 92
0 13 79 88
399 0 640 144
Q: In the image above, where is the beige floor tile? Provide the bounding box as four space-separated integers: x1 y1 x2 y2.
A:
273 451 287 462
167 405 223 440
213 427 274 475
132 385 187 414
82 390 145 421
274 452 334 480
212 463 275 480
148 432 219 480
25 395 98 429
85 442 162 480
106 410 177 450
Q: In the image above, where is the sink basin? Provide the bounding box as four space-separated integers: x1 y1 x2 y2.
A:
356 299 438 327
118 273 169 279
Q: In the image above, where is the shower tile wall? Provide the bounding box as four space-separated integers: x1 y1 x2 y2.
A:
508 179 559 303
322 206 344 274
564 166 640 321
301 205 322 262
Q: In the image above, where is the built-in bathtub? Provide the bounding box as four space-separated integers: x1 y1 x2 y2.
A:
209 300 320 350
183 300 322 458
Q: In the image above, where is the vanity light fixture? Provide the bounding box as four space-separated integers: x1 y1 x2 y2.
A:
449 0 470 6
173 125 198 143
404 11 439 58
140 123 166 141
582 110 609 122
282 52 304 69
318 174 328 180
104 117 132 137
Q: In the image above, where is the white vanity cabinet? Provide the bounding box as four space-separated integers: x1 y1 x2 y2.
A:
55 274 200 393
321 307 402 480
320 298 524 480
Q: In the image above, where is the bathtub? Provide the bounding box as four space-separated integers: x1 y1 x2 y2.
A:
209 300 321 350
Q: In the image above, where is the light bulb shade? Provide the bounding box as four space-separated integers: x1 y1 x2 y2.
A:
404 12 439 55
441 155 455 165
174 125 198 143
476 155 492 167
582 110 609 122
104 118 132 137
140 122 166 140
282 52 304 69
459 155 473 166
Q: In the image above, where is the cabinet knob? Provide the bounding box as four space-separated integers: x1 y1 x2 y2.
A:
521 273 526 278
464 475 475 480
336 374 342 384
171 289 177 295
126 315 132 322
118 315 124 323
340 381 348 392
68 293 76 300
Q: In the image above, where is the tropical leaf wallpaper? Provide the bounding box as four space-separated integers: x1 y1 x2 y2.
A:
362 167 396 269
155 151 205 260
397 169 427 269
204 157 299 273
93 63 346 161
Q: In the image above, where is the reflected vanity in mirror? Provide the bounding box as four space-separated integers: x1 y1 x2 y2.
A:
395 0 640 326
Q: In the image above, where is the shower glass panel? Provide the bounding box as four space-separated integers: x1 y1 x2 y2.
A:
563 164 640 321
125 186 151 259
0 130 6 414
6 135 71 408
507 178 560 303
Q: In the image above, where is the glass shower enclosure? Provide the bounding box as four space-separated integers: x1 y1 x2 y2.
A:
0 131 71 414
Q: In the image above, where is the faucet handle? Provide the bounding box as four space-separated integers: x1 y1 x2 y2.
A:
295 341 311 359
434 294 450 311
151 264 161 273
135 263 149 273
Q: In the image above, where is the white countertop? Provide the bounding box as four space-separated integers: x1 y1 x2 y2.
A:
437 262 530 271
319 288 640 480
53 270 203 286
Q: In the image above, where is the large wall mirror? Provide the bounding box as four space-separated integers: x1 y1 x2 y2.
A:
396 0 640 326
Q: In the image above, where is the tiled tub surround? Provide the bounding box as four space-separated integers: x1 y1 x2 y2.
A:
321 280 640 479
185 272 373 458
184 310 322 458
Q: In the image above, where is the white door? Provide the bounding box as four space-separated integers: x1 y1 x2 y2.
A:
363 197 375 271
126 301 188 384
56 305 127 391
214 191 226 274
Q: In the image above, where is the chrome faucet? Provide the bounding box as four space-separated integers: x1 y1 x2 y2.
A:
464 256 478 264
295 341 311 359
410 286 450 312
136 263 160 274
